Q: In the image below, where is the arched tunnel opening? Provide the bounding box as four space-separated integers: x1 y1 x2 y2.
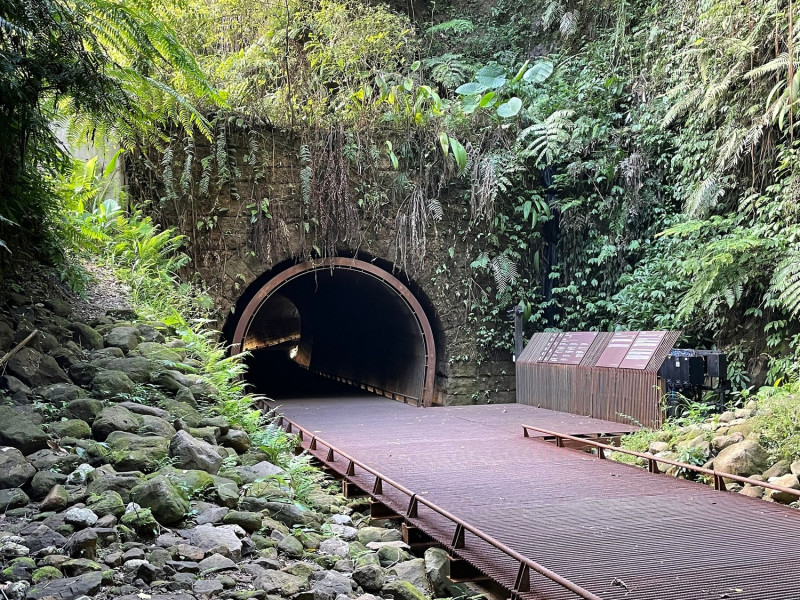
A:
230 258 437 406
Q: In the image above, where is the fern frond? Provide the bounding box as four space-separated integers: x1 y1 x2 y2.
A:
684 173 723 217
771 251 800 317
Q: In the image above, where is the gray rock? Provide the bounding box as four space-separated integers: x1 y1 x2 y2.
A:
27 571 103 600
352 564 384 592
263 501 318 528
790 459 800 476
181 524 243 560
222 510 262 532
0 540 29 558
169 430 223 474
357 527 403 545
117 401 170 419
48 419 91 439
767 473 800 504
85 490 125 518
40 484 70 511
0 375 31 395
66 464 95 485
329 524 358 541
91 405 140 441
130 475 189 525
198 553 237 573
138 414 176 438
382 580 428 600
104 326 140 353
86 471 143 502
218 429 251 453
67 363 99 387
255 570 308 595
389 558 431 593
103 431 169 472
135 342 182 363
195 505 229 525
68 323 104 350
64 528 97 559
0 406 49 453
713 440 770 477
6 347 69 387
312 570 353 600
277 535 304 558
27 449 82 475
0 446 36 488
64 398 104 424
236 460 284 483
90 369 135 400
30 470 67 499
18 523 67 553
0 487 29 510
319 539 350 558
763 460 791 479
94 356 151 384
193 579 224 596
64 507 98 529
34 383 86 404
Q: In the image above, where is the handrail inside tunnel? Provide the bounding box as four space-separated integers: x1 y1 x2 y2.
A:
266 405 604 600
231 258 437 406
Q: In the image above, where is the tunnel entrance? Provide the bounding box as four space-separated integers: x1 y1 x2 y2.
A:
231 258 436 406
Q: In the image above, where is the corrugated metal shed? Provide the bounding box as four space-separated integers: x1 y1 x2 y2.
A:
516 330 680 427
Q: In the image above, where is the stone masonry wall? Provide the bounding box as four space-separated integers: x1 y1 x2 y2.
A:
128 131 515 405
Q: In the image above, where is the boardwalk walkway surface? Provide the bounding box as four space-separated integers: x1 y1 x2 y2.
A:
270 394 800 600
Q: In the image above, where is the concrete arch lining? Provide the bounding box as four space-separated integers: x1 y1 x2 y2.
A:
232 257 436 407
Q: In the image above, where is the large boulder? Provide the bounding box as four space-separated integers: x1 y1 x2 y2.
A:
34 383 85 404
93 356 151 384
64 398 104 423
389 559 431 593
130 474 189 524
90 369 135 400
85 490 126 518
424 547 450 596
18 523 67 553
255 570 309 596
103 326 140 353
85 470 144 502
713 439 770 477
767 473 800 504
103 431 169 472
0 446 36 489
137 415 176 438
48 419 92 439
91 405 140 441
0 406 49 454
27 571 104 600
68 323 104 351
135 342 184 363
235 460 284 483
352 564 385 592
6 347 69 387
169 430 223 474
312 570 353 600
180 524 243 560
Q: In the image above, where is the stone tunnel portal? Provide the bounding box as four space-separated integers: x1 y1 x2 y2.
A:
231 258 437 406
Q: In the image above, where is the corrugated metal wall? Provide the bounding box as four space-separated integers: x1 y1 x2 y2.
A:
516 331 680 427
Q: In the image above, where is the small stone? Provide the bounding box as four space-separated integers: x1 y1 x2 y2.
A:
31 566 62 583
104 326 140 353
389 558 431 593
66 464 95 486
91 405 139 441
130 475 189 525
122 548 146 561
319 539 350 558
424 547 450 596
64 528 98 559
357 526 402 545
64 398 104 424
169 430 223 474
0 540 30 558
382 580 428 600
0 406 49 453
740 484 765 499
48 419 92 440
311 570 352 600
27 571 103 600
763 460 791 479
175 544 206 561
103 552 124 567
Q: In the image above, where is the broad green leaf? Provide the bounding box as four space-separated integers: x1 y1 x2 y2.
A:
389 151 399 170
522 200 531 220
456 81 488 95
410 60 421 71
476 65 506 89
496 97 523 118
439 133 450 157
523 60 554 84
479 91 496 107
449 138 467 172
403 77 414 91
103 149 124 178
460 95 481 114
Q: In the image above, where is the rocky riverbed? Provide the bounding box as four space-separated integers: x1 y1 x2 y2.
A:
0 292 468 600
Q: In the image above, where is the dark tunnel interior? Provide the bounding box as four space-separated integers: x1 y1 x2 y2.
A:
241 268 428 401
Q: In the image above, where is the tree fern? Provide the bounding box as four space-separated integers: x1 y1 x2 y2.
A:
517 110 575 166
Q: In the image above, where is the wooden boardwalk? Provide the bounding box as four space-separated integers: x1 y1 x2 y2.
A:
271 394 800 600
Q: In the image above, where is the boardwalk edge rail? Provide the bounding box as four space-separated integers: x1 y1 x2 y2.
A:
267 409 603 600
522 424 800 498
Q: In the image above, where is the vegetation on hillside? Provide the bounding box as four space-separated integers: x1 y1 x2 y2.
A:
4 0 800 392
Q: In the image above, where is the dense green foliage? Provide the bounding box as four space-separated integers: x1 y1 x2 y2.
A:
5 0 800 388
